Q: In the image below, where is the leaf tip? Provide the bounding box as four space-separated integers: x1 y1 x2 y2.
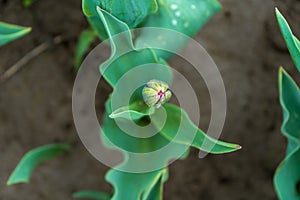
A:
96 5 102 13
25 26 32 32
6 178 28 186
278 66 286 78
6 180 13 186
275 7 283 19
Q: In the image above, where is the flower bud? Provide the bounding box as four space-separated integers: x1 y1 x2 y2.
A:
142 79 172 108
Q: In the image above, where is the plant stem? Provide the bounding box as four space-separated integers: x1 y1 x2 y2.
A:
0 36 63 85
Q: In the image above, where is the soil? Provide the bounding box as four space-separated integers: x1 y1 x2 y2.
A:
0 0 300 199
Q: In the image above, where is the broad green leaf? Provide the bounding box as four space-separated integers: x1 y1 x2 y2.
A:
102 99 192 173
99 0 157 28
275 151 300 200
276 9 300 72
0 22 31 46
109 100 155 120
102 99 171 153
82 0 157 40
135 0 222 59
7 144 71 185
96 8 172 88
278 68 300 147
73 191 111 200
152 103 241 154
105 168 166 200
274 68 300 200
75 28 98 71
82 0 108 40
103 101 240 155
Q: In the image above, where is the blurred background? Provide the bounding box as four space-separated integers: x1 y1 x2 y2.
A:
1 0 300 199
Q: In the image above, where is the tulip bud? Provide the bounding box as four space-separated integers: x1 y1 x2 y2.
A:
142 79 172 108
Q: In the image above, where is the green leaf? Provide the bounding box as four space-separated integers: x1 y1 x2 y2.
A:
99 0 157 28
152 103 241 154
143 172 164 200
105 168 166 200
82 0 108 40
135 0 222 59
7 144 71 185
75 28 98 71
278 68 300 146
274 68 300 200
109 100 155 120
0 22 31 46
82 0 157 40
96 7 172 88
276 8 300 72
102 99 171 153
103 101 240 156
73 191 111 200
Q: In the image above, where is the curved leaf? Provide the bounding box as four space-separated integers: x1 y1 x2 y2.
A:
75 28 98 71
73 191 111 200
82 0 157 40
99 0 157 28
7 144 71 185
109 100 155 120
274 68 300 200
82 0 108 40
0 22 31 46
102 99 171 153
97 8 172 89
152 103 241 154
276 9 300 72
135 0 222 59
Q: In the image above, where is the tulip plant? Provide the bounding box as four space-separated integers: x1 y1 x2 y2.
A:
7 1 241 200
274 9 300 200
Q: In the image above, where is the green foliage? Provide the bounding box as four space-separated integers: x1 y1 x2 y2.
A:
145 173 164 200
95 6 240 200
274 9 300 200
82 0 157 40
73 191 111 200
75 28 97 71
276 9 300 72
0 21 31 46
99 8 239 155
97 8 172 88
136 0 222 59
105 168 167 200
83 0 221 59
275 68 300 200
103 99 171 153
7 144 71 185
154 103 241 154
98 0 158 28
8 1 239 200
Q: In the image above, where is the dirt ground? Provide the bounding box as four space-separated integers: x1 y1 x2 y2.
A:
1 0 300 199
